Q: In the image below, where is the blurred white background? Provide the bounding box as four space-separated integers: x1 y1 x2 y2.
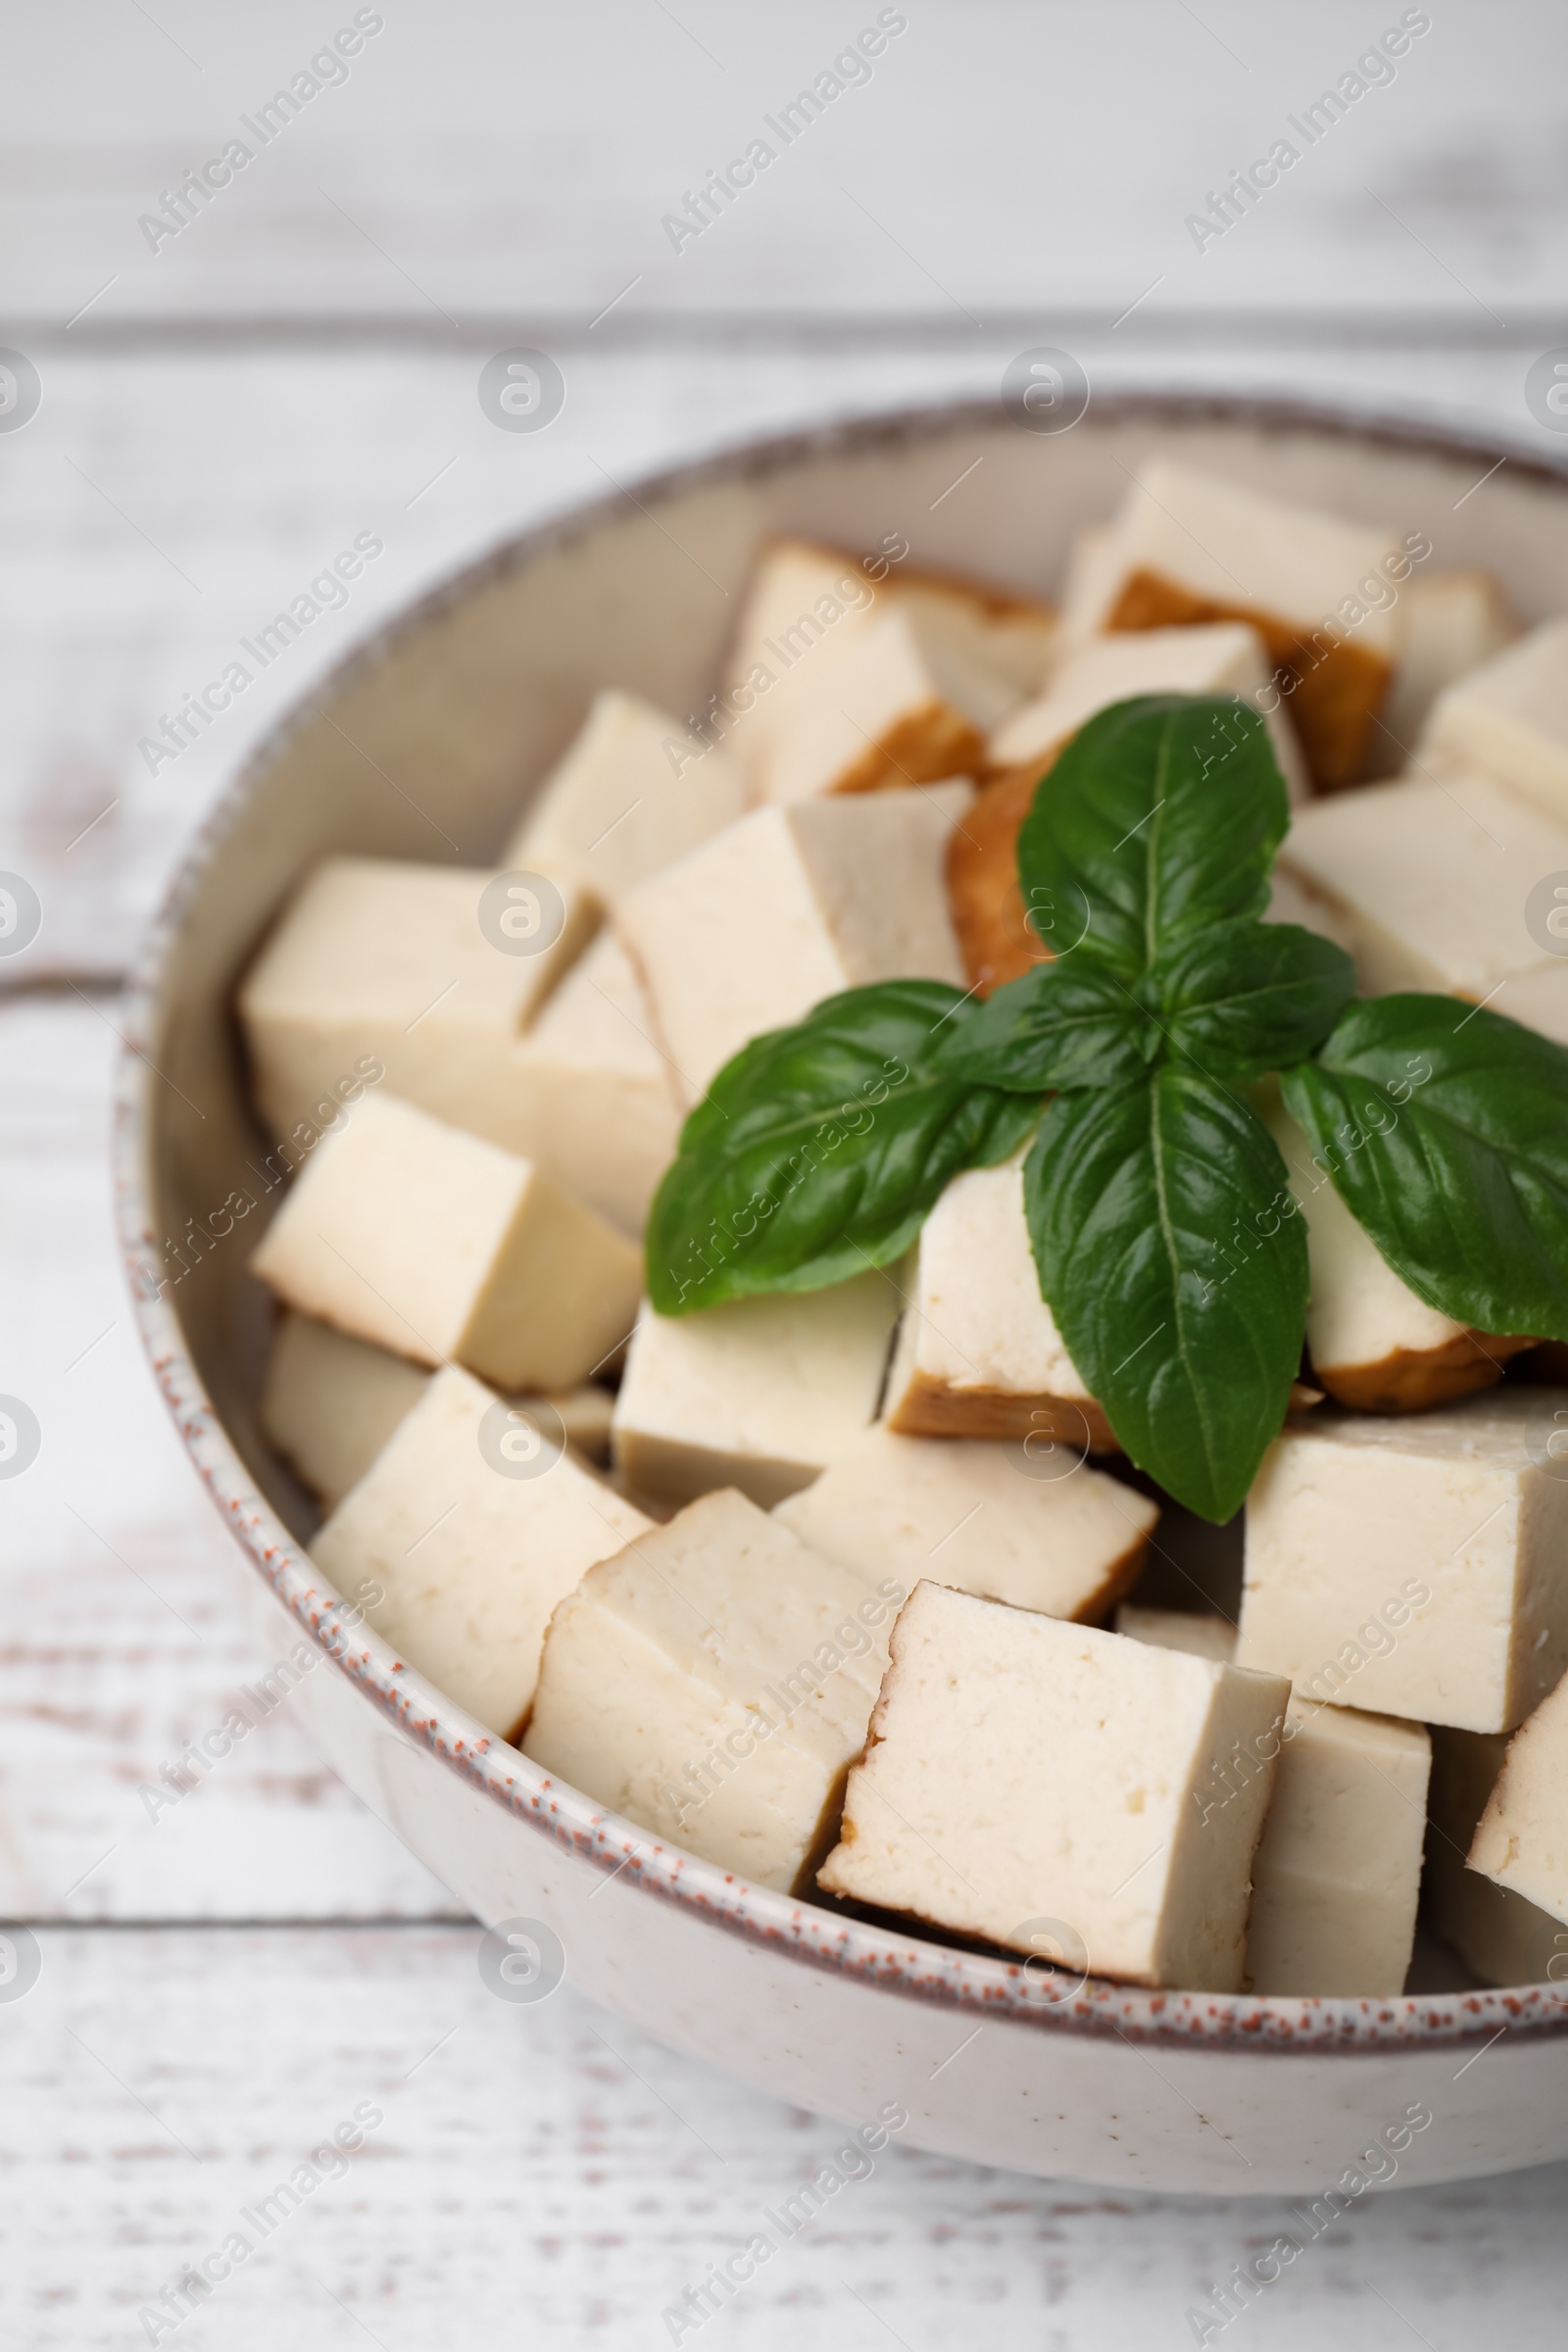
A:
1 5 1566 2344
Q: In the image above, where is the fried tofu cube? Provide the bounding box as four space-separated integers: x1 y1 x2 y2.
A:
818 1583 1290 1991
1279 772 1568 998
612 1275 902 1510
1378 566 1520 752
752 605 1021 806
1418 616 1568 826
1075 459 1407 788
722 538 1054 780
314 1364 651 1738
1118 1604 1431 1996
524 1487 896 1891
502 689 749 904
987 622 1309 806
616 789 968 1103
1469 1668 1568 1928
881 1157 1113 1449
776 1425 1156 1623
250 1092 642 1394
501 930 682 1234
238 856 597 1143
1252 1085 1528 1412
1426 1725 1568 1984
1237 1396 1568 1732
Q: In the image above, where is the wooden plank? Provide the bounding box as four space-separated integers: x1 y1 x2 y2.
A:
5 2 1567 325
0 997 461 1920
0 338 1546 983
0 1923 1564 2346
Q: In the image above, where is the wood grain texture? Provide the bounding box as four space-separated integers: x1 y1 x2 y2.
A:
4 2 1568 325
0 1925 1562 2349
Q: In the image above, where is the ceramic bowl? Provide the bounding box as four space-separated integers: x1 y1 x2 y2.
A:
117 388 1568 2193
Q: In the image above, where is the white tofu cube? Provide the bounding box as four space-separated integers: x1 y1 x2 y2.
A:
1426 1726 1568 1985
1378 567 1520 751
776 1425 1157 1624
500 930 682 1234
1119 1605 1431 1997
261 1310 429 1510
238 856 597 1143
1279 773 1568 997
1075 458 1407 787
1470 1668 1568 1928
314 1365 652 1738
987 622 1309 806
523 1486 897 1890
1054 520 1122 646
1261 864 1358 956
819 1583 1291 1991
1418 616 1568 826
1253 1085 1526 1412
260 1312 616 1511
1237 1396 1568 1732
502 689 749 904
1492 965 1568 1050
250 1091 642 1394
881 1156 1112 1449
616 789 968 1103
753 604 1022 807
612 1275 902 1509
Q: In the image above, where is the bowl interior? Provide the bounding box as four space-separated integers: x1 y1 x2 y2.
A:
126 391 1568 2021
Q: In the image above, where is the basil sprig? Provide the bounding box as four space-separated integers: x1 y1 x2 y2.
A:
646 694 1568 1519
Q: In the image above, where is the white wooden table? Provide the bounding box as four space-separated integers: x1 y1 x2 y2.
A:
3 7 1568 2340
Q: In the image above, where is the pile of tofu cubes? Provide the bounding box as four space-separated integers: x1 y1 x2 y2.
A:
240 455 1568 2000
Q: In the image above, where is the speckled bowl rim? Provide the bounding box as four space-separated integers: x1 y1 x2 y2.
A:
115 384 1568 2056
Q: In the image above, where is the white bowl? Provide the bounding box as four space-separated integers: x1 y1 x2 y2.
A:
117 390 1568 2193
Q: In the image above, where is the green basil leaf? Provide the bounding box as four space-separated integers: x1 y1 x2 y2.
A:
1015 695 1291 979
1157 919 1358 1084
1024 1068 1307 1521
1280 996 1568 1342
646 981 1041 1315
933 957 1157 1093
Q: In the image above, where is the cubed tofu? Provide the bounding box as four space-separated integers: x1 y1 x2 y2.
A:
881 1156 1113 1449
1252 1084 1527 1412
1237 1396 1568 1732
1378 567 1520 752
1418 616 1568 826
818 1583 1291 1991
314 1364 651 1739
1426 1725 1568 1984
1469 1668 1568 1928
1261 863 1358 956
1117 1605 1430 1995
259 1311 616 1511
238 856 597 1143
612 1275 902 1509
250 1091 643 1393
501 689 749 904
261 1310 430 1510
776 1425 1157 1623
500 929 682 1234
1075 459 1407 788
752 605 1021 806
722 538 1054 774
1054 520 1123 646
986 622 1309 807
616 789 969 1103
1279 772 1568 997
523 1487 896 1891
